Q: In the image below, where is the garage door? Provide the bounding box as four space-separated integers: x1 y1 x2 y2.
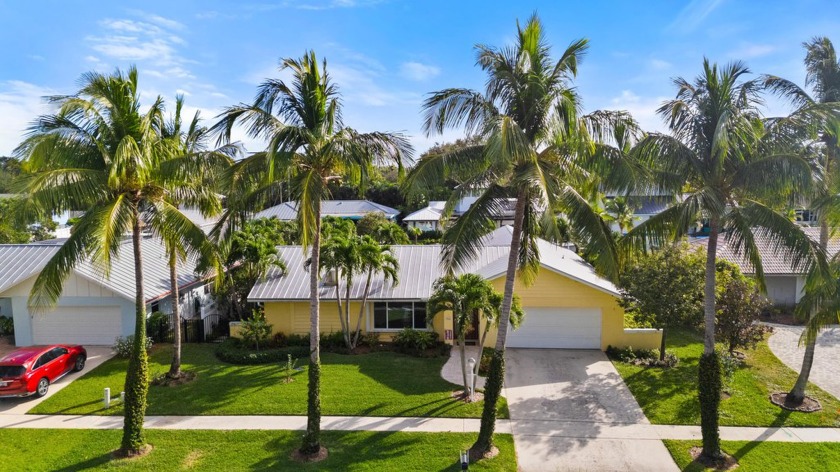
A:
32 306 122 345
506 308 601 349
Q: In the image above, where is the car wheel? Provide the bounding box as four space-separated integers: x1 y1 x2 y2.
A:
73 355 86 372
35 378 49 397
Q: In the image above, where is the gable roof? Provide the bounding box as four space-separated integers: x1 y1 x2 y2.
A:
0 236 208 302
691 227 840 275
255 200 400 221
248 226 619 302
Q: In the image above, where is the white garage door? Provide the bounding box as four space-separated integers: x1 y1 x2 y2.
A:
507 308 601 349
32 306 122 345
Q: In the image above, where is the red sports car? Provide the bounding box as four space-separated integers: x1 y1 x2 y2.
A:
0 345 87 398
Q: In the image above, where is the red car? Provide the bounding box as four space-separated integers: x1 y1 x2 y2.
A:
0 345 87 398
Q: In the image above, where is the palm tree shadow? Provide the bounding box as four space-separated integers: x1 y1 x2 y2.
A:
730 408 792 461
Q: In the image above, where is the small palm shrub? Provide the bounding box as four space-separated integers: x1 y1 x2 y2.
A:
281 354 299 383
240 313 273 351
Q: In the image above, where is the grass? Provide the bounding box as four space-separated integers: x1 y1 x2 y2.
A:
664 440 840 471
29 344 508 418
0 429 516 471
612 329 840 427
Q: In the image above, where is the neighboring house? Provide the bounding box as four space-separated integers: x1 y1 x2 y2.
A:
403 197 517 232
246 226 661 350
691 227 840 307
254 200 400 221
0 235 216 346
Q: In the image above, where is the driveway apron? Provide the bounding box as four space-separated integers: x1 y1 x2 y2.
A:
505 348 678 472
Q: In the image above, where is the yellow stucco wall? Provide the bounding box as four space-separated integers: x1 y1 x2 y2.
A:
254 268 660 351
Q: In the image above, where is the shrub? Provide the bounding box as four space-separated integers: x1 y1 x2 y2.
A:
358 332 381 348
147 311 170 343
113 335 153 358
392 328 444 356
606 345 678 368
240 312 273 351
272 332 288 348
214 338 309 365
286 333 310 347
0 316 14 335
320 331 346 351
716 278 772 354
280 354 299 383
719 350 741 393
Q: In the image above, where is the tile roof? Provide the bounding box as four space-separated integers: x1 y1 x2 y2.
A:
628 196 674 215
254 200 400 221
248 226 619 302
0 236 208 302
691 227 840 275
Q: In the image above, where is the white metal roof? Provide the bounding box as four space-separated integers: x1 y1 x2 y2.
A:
248 226 619 301
0 236 208 302
255 200 400 221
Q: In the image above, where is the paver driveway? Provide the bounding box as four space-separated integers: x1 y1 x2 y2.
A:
768 324 840 400
505 349 678 472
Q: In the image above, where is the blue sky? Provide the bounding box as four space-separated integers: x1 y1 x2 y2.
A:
0 0 837 156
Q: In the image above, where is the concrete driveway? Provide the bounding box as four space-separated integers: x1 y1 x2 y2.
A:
768 324 840 400
0 346 113 415
505 349 678 472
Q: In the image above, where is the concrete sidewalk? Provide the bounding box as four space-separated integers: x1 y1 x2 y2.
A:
2 413 840 444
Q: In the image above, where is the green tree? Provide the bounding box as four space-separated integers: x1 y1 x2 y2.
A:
16 67 211 456
604 196 637 233
715 277 771 355
158 96 232 378
619 245 706 359
626 59 822 461
356 211 409 244
406 15 635 457
762 37 840 406
213 51 411 456
428 274 522 399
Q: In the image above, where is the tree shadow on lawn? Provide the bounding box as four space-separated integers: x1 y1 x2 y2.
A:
622 356 701 425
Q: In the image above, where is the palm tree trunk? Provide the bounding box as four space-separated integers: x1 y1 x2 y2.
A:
459 334 469 395
121 211 150 456
659 328 667 362
168 250 182 378
301 209 323 455
698 217 722 460
351 271 373 348
343 281 352 348
472 190 526 455
788 221 828 404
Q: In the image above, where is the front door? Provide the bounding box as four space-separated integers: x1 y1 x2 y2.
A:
464 310 480 345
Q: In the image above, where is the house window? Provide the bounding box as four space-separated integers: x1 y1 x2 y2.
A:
372 301 428 330
150 301 160 314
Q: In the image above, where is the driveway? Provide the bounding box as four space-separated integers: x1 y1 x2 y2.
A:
0 346 113 415
505 349 678 472
767 324 840 400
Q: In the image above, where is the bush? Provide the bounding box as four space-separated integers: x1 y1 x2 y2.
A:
320 331 346 351
0 316 14 335
716 278 771 354
215 338 309 365
147 311 170 343
286 333 310 347
606 345 678 368
392 328 447 356
358 331 381 348
272 332 288 348
719 350 742 393
113 335 153 358
240 313 273 351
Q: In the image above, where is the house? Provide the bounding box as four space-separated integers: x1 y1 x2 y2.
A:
246 226 661 350
0 235 217 346
254 200 400 222
403 197 517 232
692 227 840 307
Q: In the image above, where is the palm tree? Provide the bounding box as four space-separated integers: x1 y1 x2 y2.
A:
15 67 212 456
406 15 638 457
212 51 411 456
762 37 840 406
158 96 233 378
604 196 637 233
626 59 823 461
428 274 522 400
350 236 398 348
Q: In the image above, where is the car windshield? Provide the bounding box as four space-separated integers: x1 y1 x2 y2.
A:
0 365 25 378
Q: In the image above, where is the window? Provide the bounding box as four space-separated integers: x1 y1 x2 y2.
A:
50 347 68 359
372 301 428 330
150 301 160 314
33 351 56 370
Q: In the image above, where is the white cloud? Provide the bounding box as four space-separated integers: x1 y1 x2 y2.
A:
0 81 56 155
728 43 776 59
85 55 100 63
649 59 671 71
606 90 669 133
400 62 441 81
667 0 726 34
28 55 45 61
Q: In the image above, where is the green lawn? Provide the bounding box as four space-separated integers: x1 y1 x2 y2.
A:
0 429 516 471
30 344 508 418
664 440 840 471
612 329 840 427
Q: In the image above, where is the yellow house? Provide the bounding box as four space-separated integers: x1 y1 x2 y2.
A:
246 227 661 351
